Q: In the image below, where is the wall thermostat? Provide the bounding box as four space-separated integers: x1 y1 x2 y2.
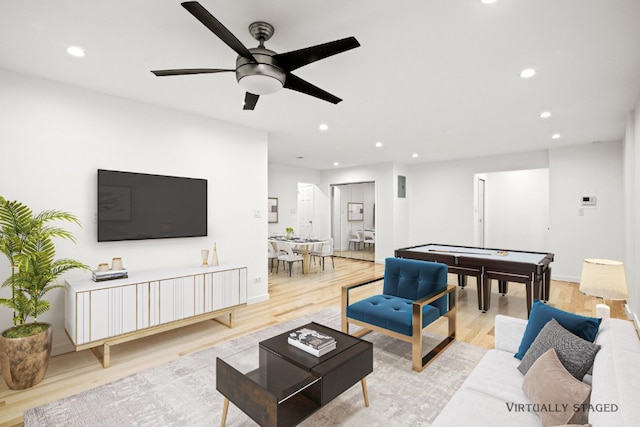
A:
581 196 597 207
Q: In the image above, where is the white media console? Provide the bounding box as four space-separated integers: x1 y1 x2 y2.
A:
65 264 247 367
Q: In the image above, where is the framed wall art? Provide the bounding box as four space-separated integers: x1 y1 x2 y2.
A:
348 202 364 221
268 197 278 223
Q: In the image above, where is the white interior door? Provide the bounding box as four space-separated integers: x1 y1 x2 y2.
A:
297 183 314 237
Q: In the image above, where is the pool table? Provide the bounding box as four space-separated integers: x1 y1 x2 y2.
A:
395 244 554 316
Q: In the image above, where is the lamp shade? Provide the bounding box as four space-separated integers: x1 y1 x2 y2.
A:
579 258 628 300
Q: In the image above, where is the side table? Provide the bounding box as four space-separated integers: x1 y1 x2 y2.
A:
216 322 373 426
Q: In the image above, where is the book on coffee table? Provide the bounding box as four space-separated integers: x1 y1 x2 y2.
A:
288 327 336 356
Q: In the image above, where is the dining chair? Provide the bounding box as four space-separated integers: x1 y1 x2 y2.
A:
312 238 335 270
349 231 364 250
267 242 278 272
363 231 375 250
275 241 304 276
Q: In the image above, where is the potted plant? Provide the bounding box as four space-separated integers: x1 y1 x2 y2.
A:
285 227 294 240
0 196 88 389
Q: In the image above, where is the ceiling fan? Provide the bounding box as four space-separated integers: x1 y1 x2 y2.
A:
152 1 361 110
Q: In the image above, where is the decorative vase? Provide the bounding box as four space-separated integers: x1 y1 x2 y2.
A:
0 323 53 390
210 243 219 266
201 249 210 266
111 257 123 271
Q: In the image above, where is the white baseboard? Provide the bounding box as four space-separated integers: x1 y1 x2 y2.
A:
248 293 269 304
52 341 75 357
551 274 580 283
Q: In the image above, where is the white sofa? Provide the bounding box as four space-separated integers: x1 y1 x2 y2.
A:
432 315 640 426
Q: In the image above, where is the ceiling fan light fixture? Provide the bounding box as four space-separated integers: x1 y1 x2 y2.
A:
238 73 284 95
236 48 286 95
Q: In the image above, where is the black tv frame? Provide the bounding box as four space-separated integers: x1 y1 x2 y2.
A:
97 169 208 242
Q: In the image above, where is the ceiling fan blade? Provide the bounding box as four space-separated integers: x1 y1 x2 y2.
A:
243 92 259 110
274 36 360 72
181 1 256 62
284 73 342 104
151 68 234 76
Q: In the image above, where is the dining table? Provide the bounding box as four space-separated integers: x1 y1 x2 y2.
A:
268 237 327 274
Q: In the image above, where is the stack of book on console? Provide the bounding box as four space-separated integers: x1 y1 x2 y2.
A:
288 327 336 357
92 269 128 282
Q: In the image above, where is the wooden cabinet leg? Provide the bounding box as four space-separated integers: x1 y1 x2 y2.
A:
221 397 229 427
103 343 111 368
360 378 369 407
89 343 111 368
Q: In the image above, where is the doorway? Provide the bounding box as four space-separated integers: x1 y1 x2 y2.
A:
330 182 375 261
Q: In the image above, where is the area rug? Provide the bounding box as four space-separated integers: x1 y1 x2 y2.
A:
24 307 486 426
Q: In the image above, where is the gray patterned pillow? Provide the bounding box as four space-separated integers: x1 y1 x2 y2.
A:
518 318 601 380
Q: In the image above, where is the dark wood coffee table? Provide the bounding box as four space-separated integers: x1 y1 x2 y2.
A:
216 322 373 426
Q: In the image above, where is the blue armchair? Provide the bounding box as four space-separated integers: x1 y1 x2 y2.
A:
341 257 457 371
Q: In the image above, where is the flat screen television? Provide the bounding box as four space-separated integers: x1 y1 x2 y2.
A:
97 169 207 242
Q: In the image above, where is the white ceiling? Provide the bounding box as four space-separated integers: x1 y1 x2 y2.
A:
2 0 639 170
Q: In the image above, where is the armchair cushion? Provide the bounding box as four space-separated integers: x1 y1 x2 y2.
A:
382 257 449 315
346 295 441 336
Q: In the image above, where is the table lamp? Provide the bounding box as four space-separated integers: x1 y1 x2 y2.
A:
579 258 628 318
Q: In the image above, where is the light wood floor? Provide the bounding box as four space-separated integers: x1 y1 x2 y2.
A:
0 257 628 426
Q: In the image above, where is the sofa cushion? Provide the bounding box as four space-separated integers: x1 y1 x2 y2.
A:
431 386 542 427
518 319 600 380
522 349 592 426
515 300 601 360
459 349 532 404
346 294 441 336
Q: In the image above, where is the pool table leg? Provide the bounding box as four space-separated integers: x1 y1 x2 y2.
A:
481 273 490 313
541 268 551 301
457 275 467 288
498 280 508 295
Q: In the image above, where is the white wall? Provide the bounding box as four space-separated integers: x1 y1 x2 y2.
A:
267 163 325 236
0 70 269 355
548 141 624 281
483 169 550 251
624 103 640 325
408 151 549 247
270 143 626 293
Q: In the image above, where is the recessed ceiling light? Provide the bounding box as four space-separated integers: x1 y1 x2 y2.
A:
375 141 383 148
540 111 551 119
520 68 536 79
66 46 86 58
552 133 561 140
318 123 329 132
412 153 419 158
481 0 498 4
333 162 339 166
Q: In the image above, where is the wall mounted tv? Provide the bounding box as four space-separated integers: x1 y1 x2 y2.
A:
97 169 207 242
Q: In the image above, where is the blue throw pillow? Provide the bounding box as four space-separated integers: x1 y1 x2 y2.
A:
514 300 602 360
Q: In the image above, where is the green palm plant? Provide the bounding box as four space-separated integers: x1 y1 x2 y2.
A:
0 196 89 338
